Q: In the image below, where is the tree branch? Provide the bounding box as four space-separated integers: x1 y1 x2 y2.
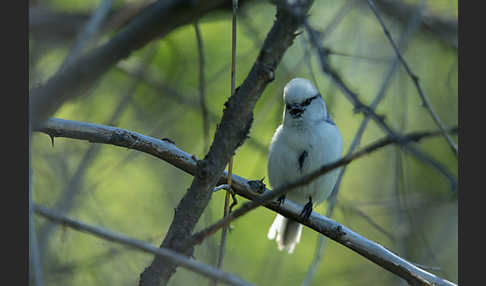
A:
36 118 457 286
33 204 252 286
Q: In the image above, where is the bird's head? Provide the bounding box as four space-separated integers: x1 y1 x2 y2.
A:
283 78 328 125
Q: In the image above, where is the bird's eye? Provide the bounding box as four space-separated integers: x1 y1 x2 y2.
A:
302 97 313 106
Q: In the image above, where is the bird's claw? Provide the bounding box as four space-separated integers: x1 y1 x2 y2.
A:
299 197 313 221
277 195 286 206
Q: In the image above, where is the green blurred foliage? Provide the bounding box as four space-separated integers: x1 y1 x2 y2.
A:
30 0 458 285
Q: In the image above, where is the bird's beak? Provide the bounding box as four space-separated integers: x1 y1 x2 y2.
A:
288 104 304 118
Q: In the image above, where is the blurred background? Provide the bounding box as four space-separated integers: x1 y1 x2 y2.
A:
29 0 458 285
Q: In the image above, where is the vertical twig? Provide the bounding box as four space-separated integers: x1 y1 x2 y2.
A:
213 2 238 285
393 62 410 286
366 0 458 157
194 21 210 154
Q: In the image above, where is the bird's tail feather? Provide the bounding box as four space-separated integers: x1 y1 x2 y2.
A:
267 214 303 253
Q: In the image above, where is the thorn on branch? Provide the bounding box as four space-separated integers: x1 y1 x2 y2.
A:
48 134 55 147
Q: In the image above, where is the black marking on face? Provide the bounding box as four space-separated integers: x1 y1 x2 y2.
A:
301 94 319 107
286 94 320 118
298 150 308 172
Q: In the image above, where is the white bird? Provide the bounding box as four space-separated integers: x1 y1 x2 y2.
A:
267 78 343 253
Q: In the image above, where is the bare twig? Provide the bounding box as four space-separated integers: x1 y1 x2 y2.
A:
304 21 458 191
33 204 252 286
36 118 457 286
366 0 458 157
212 2 239 284
194 20 210 153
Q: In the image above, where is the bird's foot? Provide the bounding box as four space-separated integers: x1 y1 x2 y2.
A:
277 195 286 206
299 197 313 221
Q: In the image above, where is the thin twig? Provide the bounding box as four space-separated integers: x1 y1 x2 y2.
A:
339 205 395 241
33 204 252 286
194 20 210 154
366 0 458 157
213 2 238 285
36 118 457 286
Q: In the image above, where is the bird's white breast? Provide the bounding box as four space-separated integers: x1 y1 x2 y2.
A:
267 121 342 205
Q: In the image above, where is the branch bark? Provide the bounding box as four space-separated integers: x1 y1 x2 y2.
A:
36 118 457 286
